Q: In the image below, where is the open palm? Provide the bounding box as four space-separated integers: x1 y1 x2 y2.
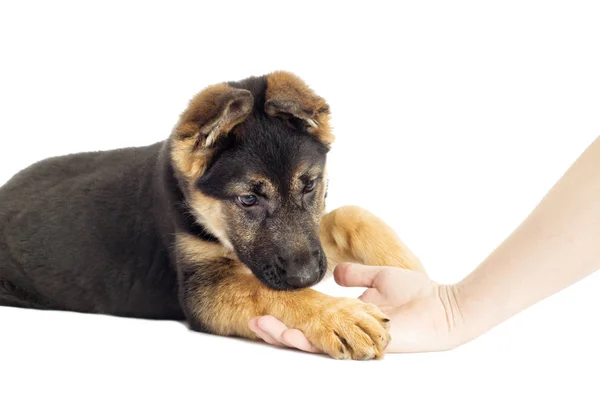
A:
249 263 464 354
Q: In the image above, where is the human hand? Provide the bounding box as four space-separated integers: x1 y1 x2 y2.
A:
249 263 467 353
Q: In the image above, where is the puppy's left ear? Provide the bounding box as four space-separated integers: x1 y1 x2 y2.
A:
264 71 334 147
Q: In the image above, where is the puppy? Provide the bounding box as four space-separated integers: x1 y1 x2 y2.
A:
0 71 423 359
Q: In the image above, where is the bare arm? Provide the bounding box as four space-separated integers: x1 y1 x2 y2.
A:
454 135 600 342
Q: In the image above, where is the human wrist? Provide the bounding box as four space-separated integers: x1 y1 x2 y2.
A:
436 284 473 349
450 276 509 347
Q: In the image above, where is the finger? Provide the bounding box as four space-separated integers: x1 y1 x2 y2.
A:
257 315 290 343
281 329 321 353
358 288 385 305
248 317 261 332
334 263 385 288
254 326 283 346
249 316 285 346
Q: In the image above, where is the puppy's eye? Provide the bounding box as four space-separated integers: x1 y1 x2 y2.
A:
304 180 316 193
237 195 258 207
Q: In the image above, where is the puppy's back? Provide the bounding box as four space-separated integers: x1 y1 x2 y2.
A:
0 142 181 317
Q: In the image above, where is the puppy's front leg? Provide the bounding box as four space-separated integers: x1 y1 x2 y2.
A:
176 234 390 360
320 205 425 273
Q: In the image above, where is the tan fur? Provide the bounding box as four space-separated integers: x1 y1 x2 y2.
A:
289 162 324 194
187 191 234 250
178 204 423 360
177 232 389 360
171 83 254 180
177 233 234 263
171 139 212 182
320 205 425 273
243 174 278 199
265 71 335 146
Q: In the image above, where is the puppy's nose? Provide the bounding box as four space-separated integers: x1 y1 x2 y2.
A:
286 268 320 289
278 247 323 289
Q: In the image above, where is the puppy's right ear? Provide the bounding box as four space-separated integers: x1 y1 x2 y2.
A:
175 83 254 147
171 83 254 179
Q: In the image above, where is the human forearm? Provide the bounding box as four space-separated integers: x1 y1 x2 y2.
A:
455 136 600 342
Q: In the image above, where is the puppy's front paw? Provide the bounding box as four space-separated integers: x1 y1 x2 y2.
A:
303 298 391 360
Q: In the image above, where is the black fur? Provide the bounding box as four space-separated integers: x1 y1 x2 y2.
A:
0 74 329 320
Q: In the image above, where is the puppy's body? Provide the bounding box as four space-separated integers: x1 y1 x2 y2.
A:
0 143 186 318
0 72 424 359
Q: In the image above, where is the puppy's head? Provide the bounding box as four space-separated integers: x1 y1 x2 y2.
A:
171 71 333 290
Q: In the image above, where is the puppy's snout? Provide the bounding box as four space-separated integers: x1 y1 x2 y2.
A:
279 248 322 289
286 267 320 289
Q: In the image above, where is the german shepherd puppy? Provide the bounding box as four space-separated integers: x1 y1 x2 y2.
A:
0 72 423 359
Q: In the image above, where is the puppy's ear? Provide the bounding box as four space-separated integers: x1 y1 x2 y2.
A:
175 83 254 147
171 83 253 179
264 71 334 146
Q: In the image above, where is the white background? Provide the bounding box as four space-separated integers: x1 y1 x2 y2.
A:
1 1 599 399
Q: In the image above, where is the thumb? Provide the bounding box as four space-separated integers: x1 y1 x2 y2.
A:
358 288 385 305
334 263 385 288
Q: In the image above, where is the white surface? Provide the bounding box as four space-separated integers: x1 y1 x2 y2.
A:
1 1 599 399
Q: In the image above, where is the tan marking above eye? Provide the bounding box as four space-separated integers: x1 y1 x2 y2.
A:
229 176 277 199
291 164 324 194
225 170 325 200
